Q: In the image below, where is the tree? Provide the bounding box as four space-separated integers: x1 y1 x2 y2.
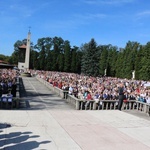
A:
30 50 39 70
76 50 82 74
46 50 53 71
63 40 71 72
0 54 10 63
12 40 23 64
99 45 108 76
115 50 124 78
134 45 143 80
34 37 52 70
11 38 34 67
138 42 150 80
81 38 100 76
58 53 64 71
70 46 78 73
122 41 139 79
106 45 118 77
52 37 64 71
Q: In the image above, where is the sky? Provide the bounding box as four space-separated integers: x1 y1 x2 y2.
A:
0 0 150 56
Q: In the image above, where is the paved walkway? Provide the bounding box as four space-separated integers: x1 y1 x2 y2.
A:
0 77 150 150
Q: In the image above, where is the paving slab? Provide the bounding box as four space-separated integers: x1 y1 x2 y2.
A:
0 77 150 150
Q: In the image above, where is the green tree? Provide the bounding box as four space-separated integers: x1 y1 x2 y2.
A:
64 40 71 72
121 41 139 79
34 37 52 70
0 54 10 63
52 37 64 71
138 42 150 80
134 45 143 80
12 40 23 64
70 46 78 73
34 38 46 70
30 50 39 70
46 50 53 71
81 38 100 76
106 45 118 77
76 50 82 74
99 45 108 76
115 49 124 78
58 53 64 71
11 38 33 67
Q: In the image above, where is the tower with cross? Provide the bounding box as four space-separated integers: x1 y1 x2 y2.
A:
24 28 31 70
18 28 31 71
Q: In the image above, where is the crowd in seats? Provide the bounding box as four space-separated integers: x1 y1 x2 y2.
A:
31 70 150 104
0 69 19 102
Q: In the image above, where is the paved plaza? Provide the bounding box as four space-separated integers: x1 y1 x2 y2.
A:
0 77 150 150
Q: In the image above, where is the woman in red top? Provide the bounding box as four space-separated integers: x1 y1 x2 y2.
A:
85 91 93 109
86 92 92 100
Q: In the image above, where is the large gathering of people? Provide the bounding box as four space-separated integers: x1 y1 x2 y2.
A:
1 68 150 109
33 70 150 104
0 69 19 98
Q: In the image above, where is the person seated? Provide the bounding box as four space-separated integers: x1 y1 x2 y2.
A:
93 92 100 103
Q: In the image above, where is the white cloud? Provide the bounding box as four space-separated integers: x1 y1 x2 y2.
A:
74 13 106 20
136 10 150 17
134 10 150 21
41 12 107 32
83 0 135 5
9 4 33 18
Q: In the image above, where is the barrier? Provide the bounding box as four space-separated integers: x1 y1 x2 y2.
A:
37 76 65 98
15 77 20 108
67 94 80 109
136 101 150 116
36 75 150 116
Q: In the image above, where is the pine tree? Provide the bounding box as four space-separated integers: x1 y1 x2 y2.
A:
64 40 71 72
81 38 100 77
99 45 108 76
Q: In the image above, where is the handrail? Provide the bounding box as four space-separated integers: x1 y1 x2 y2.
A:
15 76 20 108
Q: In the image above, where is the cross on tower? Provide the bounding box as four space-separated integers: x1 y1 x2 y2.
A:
28 26 31 33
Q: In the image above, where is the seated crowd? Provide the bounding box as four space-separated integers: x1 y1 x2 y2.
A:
0 69 18 100
33 70 150 104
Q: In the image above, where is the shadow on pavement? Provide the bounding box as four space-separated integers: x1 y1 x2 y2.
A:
0 123 11 129
0 128 51 150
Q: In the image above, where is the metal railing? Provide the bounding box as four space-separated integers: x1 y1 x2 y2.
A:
15 76 20 108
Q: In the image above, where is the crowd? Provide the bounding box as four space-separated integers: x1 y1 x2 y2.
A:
1 68 149 110
32 70 150 104
0 69 19 98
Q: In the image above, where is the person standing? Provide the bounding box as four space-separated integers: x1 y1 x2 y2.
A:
118 83 125 111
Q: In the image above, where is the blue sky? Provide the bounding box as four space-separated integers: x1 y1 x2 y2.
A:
0 0 150 56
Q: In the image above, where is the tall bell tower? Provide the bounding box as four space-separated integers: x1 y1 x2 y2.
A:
18 29 31 71
24 29 31 70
